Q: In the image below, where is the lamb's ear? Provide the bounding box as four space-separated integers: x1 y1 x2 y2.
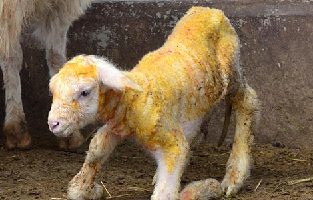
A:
88 55 142 92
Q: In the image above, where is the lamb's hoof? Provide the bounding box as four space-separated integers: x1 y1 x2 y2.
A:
68 182 104 200
180 178 222 200
3 122 31 150
221 179 240 197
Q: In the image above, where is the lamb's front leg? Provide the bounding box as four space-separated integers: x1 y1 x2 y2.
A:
68 125 120 200
151 132 189 200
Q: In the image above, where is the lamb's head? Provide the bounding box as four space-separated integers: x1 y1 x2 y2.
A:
48 55 141 137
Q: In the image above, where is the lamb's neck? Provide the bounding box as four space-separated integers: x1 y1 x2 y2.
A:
96 88 123 125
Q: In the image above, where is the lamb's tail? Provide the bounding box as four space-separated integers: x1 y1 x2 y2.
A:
213 7 239 147
217 96 232 146
201 96 232 147
180 179 222 200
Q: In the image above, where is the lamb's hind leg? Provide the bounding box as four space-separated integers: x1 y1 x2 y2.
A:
0 43 31 150
35 21 84 150
221 85 259 197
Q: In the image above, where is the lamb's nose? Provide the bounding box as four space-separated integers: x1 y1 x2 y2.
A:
48 120 61 132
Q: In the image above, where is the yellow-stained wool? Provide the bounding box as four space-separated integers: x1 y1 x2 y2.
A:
55 7 238 172
50 7 259 199
122 7 238 171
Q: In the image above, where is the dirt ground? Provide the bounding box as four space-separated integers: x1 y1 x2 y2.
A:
1 139 313 200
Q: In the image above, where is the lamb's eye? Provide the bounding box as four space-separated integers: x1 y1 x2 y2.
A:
80 90 90 97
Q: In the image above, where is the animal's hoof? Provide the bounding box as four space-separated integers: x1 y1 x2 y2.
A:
57 131 85 152
93 183 104 199
58 137 69 151
68 181 103 200
3 122 31 150
180 178 222 200
68 131 85 150
221 180 240 198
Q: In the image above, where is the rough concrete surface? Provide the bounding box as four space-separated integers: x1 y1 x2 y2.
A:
0 0 312 149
